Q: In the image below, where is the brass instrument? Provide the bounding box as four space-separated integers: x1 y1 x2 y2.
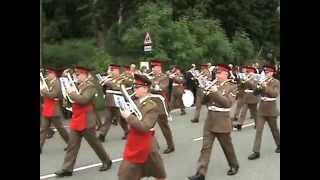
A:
203 79 218 94
40 72 49 91
120 84 142 120
97 74 112 86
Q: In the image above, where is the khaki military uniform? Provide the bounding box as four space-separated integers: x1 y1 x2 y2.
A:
118 96 166 180
195 80 239 176
61 79 111 172
252 77 280 153
150 72 175 150
237 78 259 125
98 75 129 139
193 69 211 121
40 78 69 150
169 73 186 114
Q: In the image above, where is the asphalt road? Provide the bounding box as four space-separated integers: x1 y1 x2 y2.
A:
40 97 280 180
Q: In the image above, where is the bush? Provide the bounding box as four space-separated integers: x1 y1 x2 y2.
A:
43 39 112 71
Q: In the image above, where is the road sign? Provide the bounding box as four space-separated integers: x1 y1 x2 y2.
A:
144 32 152 44
144 45 152 52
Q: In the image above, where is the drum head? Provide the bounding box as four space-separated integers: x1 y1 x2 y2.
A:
182 89 194 107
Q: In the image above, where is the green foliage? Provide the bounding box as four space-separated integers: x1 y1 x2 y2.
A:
43 39 112 71
231 31 255 65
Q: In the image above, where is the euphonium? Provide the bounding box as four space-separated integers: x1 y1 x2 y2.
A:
120 84 142 121
40 72 49 91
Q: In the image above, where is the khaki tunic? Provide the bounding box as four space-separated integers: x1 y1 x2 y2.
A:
62 79 111 171
150 72 175 149
169 74 185 110
193 69 212 120
40 78 69 149
196 80 239 176
118 96 166 179
252 77 280 152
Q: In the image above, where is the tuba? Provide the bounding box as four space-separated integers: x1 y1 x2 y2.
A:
120 84 142 121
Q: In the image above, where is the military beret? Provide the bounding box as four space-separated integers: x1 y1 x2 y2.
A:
264 65 276 72
216 64 231 72
74 65 93 74
45 66 63 77
134 74 152 87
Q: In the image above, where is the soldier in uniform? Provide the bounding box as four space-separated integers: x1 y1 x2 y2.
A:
191 64 212 123
188 64 239 180
40 67 69 154
169 66 186 115
231 66 246 123
234 66 259 130
248 65 280 160
149 60 175 154
55 66 112 177
97 64 129 141
118 74 167 180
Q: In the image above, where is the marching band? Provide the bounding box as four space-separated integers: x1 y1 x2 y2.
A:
40 61 280 180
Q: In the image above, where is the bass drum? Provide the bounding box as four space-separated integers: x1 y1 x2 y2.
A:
182 89 194 108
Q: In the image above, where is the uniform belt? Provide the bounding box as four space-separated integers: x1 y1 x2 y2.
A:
172 83 179 86
208 105 231 112
244 89 254 93
53 98 59 101
261 97 277 101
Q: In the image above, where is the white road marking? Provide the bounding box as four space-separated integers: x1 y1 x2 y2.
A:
40 158 123 179
192 122 255 141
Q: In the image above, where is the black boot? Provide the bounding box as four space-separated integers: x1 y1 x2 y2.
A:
227 166 239 175
98 135 105 142
248 152 260 160
99 160 112 171
163 147 175 154
191 118 199 123
275 145 280 153
188 174 205 180
55 170 73 177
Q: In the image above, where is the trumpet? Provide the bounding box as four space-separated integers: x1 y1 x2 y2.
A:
120 84 142 120
40 72 49 91
144 71 155 80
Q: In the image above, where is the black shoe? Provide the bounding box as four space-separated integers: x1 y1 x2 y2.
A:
188 174 205 180
121 133 128 140
234 124 242 131
98 135 105 142
163 147 175 154
248 152 260 160
47 130 55 139
181 111 186 116
275 146 280 153
99 160 112 171
55 170 73 177
111 120 118 126
227 166 239 175
191 118 199 123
